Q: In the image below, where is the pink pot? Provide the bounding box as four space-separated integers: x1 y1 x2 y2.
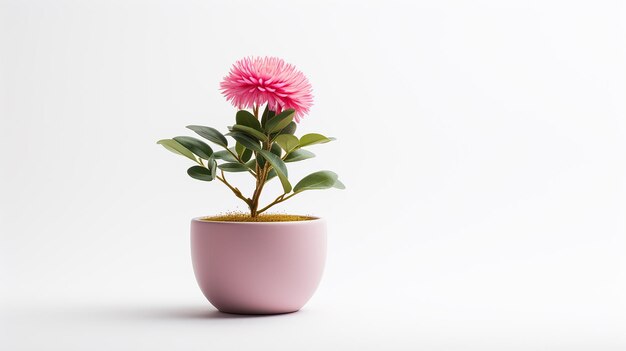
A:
190 217 327 314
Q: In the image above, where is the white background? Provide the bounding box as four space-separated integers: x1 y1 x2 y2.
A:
1 0 625 350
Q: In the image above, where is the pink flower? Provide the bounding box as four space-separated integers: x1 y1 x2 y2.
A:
220 57 314 122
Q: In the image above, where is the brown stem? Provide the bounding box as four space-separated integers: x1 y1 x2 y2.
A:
249 160 271 217
249 137 272 217
217 171 251 206
257 192 298 215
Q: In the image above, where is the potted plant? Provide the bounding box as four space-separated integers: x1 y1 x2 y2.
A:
157 57 344 314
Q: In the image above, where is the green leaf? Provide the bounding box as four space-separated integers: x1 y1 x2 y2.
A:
218 162 250 173
256 144 281 172
299 133 334 147
187 165 214 181
236 110 262 131
172 136 213 159
213 149 238 162
265 109 294 133
333 179 346 189
235 143 253 164
186 125 228 147
228 132 261 151
157 139 197 162
274 134 299 153
231 124 268 141
256 154 266 169
209 157 217 179
265 169 277 182
270 122 297 139
258 150 291 193
235 142 245 157
294 171 339 193
245 159 257 169
271 143 282 157
284 149 315 162
261 105 275 128
280 121 297 135
241 148 253 162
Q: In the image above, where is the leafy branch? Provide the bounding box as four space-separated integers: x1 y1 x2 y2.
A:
158 104 344 217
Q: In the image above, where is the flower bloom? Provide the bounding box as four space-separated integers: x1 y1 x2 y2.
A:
220 57 313 122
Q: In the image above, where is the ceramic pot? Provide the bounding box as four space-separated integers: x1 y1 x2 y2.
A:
190 217 327 314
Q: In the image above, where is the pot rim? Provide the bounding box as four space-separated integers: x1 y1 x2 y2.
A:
192 216 324 225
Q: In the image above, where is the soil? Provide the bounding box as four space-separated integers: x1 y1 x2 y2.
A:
200 213 317 222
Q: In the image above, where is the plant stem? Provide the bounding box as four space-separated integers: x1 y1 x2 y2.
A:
257 192 298 214
248 135 272 217
217 170 251 206
249 159 270 217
